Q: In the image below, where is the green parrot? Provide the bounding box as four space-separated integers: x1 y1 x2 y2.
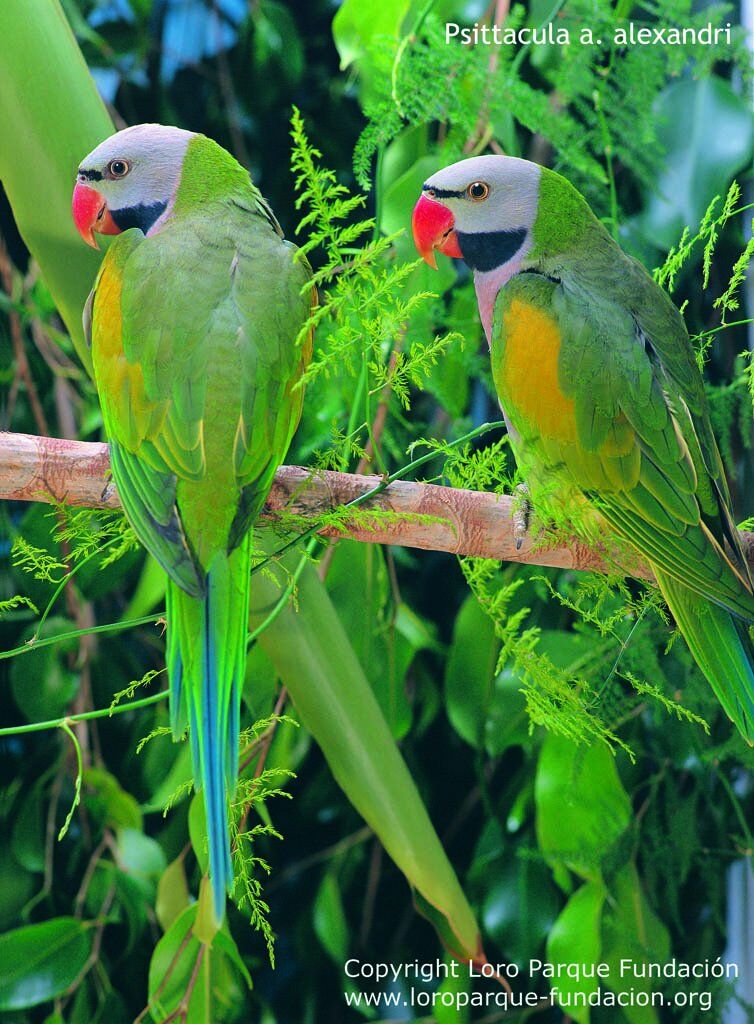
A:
72 124 313 918
412 155 754 741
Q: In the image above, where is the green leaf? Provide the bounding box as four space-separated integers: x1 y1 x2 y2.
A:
0 0 114 369
188 793 209 876
12 782 46 873
0 917 94 1010
601 862 670 1024
0 845 35 930
327 541 413 738
83 768 142 831
10 617 79 723
141 740 192 815
212 928 253 992
445 594 528 755
148 906 250 1023
332 0 410 71
313 872 349 965
148 906 206 1024
252 1 304 85
435 954 471 1024
547 882 606 1024
116 827 166 895
156 856 191 933
637 77 754 250
251 537 481 961
445 592 498 748
535 734 631 884
474 825 560 968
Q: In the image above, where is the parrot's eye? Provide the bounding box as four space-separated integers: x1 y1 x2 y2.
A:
467 181 490 201
107 159 130 178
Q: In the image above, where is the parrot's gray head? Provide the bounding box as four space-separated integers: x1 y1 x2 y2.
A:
72 124 196 247
412 154 540 272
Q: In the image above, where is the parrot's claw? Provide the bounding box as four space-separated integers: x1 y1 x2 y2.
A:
513 484 531 551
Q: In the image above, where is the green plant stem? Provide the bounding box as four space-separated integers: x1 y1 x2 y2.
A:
372 145 385 241
0 614 161 661
57 720 83 840
0 690 168 737
694 318 754 340
345 358 368 442
248 539 316 647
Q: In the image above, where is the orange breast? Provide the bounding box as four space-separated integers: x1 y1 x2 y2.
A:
497 298 578 443
92 261 164 444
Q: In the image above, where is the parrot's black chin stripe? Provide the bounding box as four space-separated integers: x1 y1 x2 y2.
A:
456 228 527 273
110 200 169 235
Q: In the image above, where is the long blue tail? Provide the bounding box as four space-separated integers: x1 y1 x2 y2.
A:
166 534 251 920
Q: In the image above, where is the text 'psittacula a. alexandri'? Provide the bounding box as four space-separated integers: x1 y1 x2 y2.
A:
413 155 754 743
72 124 313 919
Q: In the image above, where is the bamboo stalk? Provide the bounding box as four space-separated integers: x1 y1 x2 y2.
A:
4 430 748 578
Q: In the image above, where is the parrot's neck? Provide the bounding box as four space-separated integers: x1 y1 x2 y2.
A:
474 261 523 344
172 135 253 217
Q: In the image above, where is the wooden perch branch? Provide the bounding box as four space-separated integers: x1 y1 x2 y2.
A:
3 431 753 578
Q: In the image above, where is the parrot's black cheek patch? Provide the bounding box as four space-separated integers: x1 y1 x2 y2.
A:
111 200 168 235
456 228 527 273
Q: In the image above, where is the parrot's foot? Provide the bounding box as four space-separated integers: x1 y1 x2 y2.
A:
512 484 531 551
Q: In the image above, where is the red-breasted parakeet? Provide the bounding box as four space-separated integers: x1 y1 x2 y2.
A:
412 155 754 742
72 124 312 918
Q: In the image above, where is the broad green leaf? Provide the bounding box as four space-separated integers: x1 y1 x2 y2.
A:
148 906 249 1024
445 594 528 755
535 734 632 884
188 793 209 875
332 0 410 71
10 617 79 723
212 928 253 992
156 856 191 933
471 823 560 968
252 1 304 86
148 906 207 1024
83 768 142 831
547 882 606 1024
435 954 471 1024
0 0 113 369
12 781 46 873
116 827 166 895
327 541 434 739
251 538 481 961
0 917 93 1010
601 862 670 1024
313 872 349 965
327 540 411 737
141 741 192 815
636 76 754 250
445 592 498 748
121 554 166 620
0 846 35 930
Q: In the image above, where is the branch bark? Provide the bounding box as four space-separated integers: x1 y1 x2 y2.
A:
3 431 751 579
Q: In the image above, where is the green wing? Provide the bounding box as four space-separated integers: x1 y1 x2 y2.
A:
501 269 754 622
89 196 312 587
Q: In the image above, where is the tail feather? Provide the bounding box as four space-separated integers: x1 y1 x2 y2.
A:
167 533 251 920
654 566 754 744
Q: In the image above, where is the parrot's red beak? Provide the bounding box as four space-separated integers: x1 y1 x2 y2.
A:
411 192 463 269
72 182 119 249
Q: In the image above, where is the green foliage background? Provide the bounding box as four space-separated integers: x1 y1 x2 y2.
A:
1 0 754 1021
